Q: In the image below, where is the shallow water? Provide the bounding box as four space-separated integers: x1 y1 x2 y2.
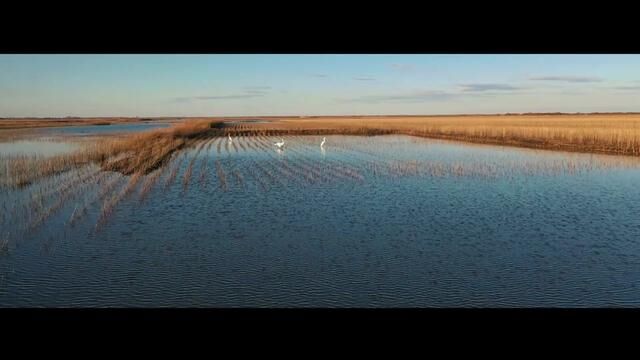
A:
1 135 640 307
37 122 169 136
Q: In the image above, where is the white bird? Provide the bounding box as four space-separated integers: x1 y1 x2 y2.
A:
228 134 232 143
274 138 285 149
320 137 326 148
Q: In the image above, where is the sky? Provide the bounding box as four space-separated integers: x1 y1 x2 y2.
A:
1 54 640 117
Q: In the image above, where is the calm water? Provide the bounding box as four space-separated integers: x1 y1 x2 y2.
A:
1 135 640 307
37 122 169 136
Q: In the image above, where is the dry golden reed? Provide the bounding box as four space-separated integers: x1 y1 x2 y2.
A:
236 114 640 157
1 120 219 188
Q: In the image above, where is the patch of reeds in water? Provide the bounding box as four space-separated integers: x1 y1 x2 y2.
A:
0 120 217 189
164 154 186 189
97 172 142 228
231 169 245 188
183 161 194 191
69 173 123 226
27 168 102 231
215 160 228 191
198 157 209 187
138 168 165 203
0 233 8 253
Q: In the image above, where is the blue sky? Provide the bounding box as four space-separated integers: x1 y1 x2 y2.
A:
1 54 639 117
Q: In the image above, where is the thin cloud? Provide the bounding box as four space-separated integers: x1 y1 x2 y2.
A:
173 87 271 102
244 89 270 95
353 77 376 81
341 84 526 104
242 86 272 95
310 74 329 78
390 63 415 71
341 90 457 104
244 86 272 90
529 76 603 83
173 93 265 102
460 83 524 92
612 85 640 90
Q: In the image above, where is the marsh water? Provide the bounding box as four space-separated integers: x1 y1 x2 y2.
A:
36 122 170 136
1 134 640 307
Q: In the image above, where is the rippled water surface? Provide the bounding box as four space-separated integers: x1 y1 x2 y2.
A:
1 135 640 307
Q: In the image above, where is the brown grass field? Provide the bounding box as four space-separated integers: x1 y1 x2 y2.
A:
0 117 180 130
229 114 640 157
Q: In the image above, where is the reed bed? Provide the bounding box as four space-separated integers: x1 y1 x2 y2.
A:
0 234 8 253
216 137 223 154
164 153 186 189
99 120 214 175
197 155 210 188
244 158 271 192
237 136 248 152
244 136 259 152
242 115 640 157
183 143 207 191
97 172 142 227
214 160 228 191
231 169 245 188
253 137 303 185
284 138 366 182
3 152 95 188
28 168 104 231
138 167 165 203
183 160 194 191
205 137 216 152
224 138 231 154
248 155 287 189
0 120 218 189
279 147 326 184
231 139 239 153
254 135 366 185
280 157 312 184
375 156 638 180
24 166 97 216
69 173 123 226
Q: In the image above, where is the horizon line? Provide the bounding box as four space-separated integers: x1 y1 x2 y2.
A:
2 111 640 120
